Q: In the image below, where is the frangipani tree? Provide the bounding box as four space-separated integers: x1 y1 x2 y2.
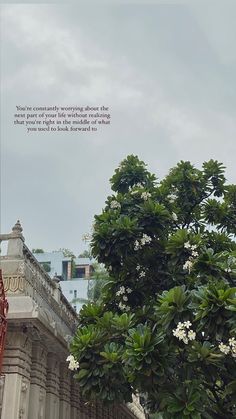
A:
69 155 236 419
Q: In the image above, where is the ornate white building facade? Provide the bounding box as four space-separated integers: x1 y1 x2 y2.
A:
0 221 145 419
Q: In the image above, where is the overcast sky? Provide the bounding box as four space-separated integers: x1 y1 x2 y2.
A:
1 1 236 255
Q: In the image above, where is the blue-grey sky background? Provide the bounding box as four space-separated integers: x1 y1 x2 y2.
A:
1 1 236 254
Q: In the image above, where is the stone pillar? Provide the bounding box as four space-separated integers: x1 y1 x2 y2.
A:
85 265 90 278
45 353 60 419
68 261 72 280
59 362 71 419
1 328 32 419
28 341 47 419
7 220 24 257
70 374 79 419
0 375 5 417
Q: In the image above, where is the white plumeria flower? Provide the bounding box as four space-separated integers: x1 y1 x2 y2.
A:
172 212 178 221
173 322 196 344
229 337 236 347
135 234 152 250
183 260 193 273
129 183 143 191
173 329 185 340
116 286 125 296
134 240 140 251
191 244 197 250
183 321 192 329
228 337 236 356
140 234 152 246
184 241 191 249
219 343 230 355
168 194 176 203
118 302 130 311
110 200 121 209
218 337 236 357
136 265 141 271
191 251 199 257
139 271 146 278
66 355 79 371
123 295 128 302
126 288 132 294
141 191 151 201
188 330 196 341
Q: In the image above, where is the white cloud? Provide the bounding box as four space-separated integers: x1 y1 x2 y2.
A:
1 3 236 252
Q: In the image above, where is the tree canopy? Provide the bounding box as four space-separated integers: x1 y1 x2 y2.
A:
69 155 236 419
32 248 44 253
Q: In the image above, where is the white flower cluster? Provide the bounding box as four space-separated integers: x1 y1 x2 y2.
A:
184 242 198 252
183 242 199 273
136 265 146 279
116 286 132 297
66 354 79 371
116 286 132 311
134 234 152 250
118 302 130 311
173 321 196 344
183 260 194 273
219 337 236 357
129 183 145 195
167 193 177 203
128 183 143 191
224 257 236 273
141 191 151 201
110 200 121 209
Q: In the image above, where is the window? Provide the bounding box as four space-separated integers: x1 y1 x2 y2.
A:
73 306 77 311
69 290 73 294
76 267 86 278
74 290 77 298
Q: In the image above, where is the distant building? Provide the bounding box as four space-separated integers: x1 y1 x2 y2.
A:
33 251 72 280
74 257 94 279
60 279 95 313
33 251 94 281
33 251 96 313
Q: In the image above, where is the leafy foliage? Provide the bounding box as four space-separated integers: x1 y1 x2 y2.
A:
32 248 44 253
70 156 236 418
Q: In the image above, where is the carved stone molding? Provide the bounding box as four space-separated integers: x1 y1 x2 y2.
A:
3 275 25 294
